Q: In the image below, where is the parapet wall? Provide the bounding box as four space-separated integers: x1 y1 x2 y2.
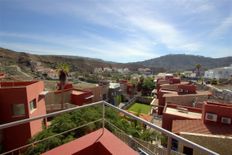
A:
165 95 208 107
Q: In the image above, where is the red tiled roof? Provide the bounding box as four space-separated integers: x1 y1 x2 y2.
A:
172 119 232 136
42 128 137 155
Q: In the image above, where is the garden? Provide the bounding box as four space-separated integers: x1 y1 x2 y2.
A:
128 102 152 114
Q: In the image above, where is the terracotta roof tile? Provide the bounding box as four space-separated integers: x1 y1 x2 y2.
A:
172 119 232 136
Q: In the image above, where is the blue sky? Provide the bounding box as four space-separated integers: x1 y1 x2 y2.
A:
0 0 231 62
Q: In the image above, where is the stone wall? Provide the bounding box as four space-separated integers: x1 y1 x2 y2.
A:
196 83 232 103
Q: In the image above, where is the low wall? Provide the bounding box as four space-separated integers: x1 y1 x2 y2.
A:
136 96 153 105
165 95 208 107
45 90 72 112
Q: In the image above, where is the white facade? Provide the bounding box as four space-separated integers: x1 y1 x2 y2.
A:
156 73 173 79
109 82 120 89
204 65 232 79
103 67 112 72
94 68 103 73
182 71 196 78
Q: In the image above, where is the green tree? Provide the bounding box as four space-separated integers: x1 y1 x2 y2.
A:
26 105 163 154
141 77 155 96
195 64 201 77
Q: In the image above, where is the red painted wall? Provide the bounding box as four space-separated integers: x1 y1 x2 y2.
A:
0 81 46 151
162 104 202 131
169 78 181 84
177 84 196 94
157 90 167 115
71 90 93 106
57 82 73 90
0 87 28 123
26 81 47 136
165 75 173 80
202 101 232 125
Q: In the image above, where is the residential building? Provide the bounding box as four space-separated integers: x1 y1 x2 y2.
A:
109 82 122 105
170 101 232 155
119 80 136 99
156 73 173 80
182 71 196 78
162 104 202 131
45 83 94 112
0 81 47 151
75 81 109 102
204 65 232 80
94 67 103 73
103 67 112 72
138 68 152 75
156 77 211 115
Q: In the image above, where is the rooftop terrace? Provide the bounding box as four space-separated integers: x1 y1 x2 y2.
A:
165 107 202 119
0 81 38 88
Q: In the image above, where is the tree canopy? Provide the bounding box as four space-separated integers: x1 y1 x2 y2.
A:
26 105 162 155
141 77 155 96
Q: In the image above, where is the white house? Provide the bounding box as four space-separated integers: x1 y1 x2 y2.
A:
182 71 196 78
204 65 232 80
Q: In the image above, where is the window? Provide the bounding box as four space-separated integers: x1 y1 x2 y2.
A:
205 113 217 122
221 117 231 124
12 104 25 116
183 146 193 155
29 99 37 111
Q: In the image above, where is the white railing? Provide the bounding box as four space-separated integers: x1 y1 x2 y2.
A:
0 101 219 155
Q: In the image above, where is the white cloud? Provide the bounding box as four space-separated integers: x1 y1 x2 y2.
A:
13 0 201 50
210 14 232 37
1 0 231 62
0 31 159 62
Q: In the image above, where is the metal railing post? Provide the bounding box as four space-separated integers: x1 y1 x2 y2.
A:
102 102 105 129
167 137 172 155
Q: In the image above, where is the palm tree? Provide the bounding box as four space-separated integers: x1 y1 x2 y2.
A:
195 64 201 78
57 63 70 109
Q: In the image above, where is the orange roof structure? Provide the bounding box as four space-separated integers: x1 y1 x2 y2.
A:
126 111 153 122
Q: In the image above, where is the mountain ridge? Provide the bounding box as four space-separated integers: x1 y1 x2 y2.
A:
0 47 231 73
134 54 232 71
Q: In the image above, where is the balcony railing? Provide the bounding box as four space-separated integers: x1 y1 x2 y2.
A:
0 101 219 155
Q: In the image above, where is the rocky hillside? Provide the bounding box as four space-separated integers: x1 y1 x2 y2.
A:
0 48 144 74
